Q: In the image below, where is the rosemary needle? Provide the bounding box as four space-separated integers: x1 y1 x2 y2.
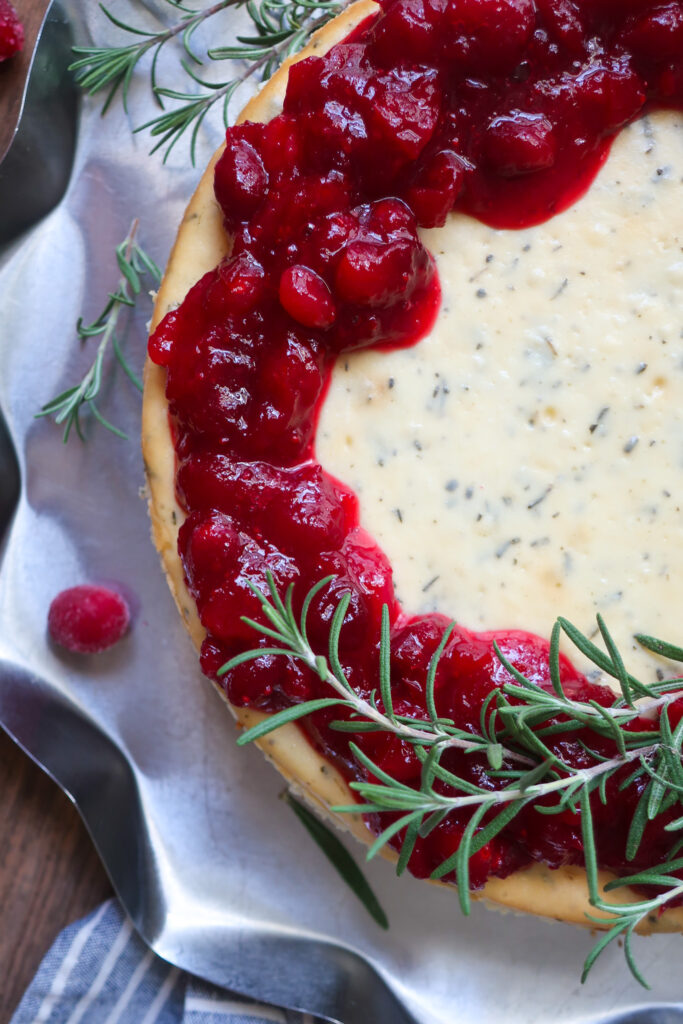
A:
223 571 683 987
70 0 351 163
37 219 160 443
284 791 389 928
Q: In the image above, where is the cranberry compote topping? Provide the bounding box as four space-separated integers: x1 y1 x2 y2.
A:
149 0 683 890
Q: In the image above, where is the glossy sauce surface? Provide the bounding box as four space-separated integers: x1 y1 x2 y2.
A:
149 0 683 887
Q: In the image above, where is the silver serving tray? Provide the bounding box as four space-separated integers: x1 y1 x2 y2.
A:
1 3 683 1021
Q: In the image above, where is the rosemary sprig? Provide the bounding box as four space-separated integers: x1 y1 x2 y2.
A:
222 572 683 986
70 1 235 115
37 220 160 443
72 0 350 163
284 791 388 928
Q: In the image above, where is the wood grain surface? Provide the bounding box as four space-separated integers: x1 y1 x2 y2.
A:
0 0 53 163
0 728 113 1022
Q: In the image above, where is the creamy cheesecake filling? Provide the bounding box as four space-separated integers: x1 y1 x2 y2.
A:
317 110 683 682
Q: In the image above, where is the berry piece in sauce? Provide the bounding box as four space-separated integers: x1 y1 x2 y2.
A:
279 265 337 328
0 0 23 61
48 585 130 654
483 114 557 177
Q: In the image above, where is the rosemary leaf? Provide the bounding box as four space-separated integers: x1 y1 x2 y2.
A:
228 574 683 986
36 219 159 442
236 697 349 745
284 793 388 929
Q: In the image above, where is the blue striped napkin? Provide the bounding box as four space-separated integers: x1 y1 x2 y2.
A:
11 900 320 1024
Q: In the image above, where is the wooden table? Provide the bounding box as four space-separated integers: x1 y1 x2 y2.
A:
0 728 113 1021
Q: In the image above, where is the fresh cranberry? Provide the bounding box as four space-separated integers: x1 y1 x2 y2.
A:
279 265 337 328
0 0 23 61
483 113 557 176
214 132 269 227
48 585 130 654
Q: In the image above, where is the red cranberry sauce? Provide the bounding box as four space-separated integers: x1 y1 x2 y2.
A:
149 0 683 889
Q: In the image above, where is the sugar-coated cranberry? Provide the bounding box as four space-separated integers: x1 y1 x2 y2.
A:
443 0 536 73
0 0 23 61
48 585 130 654
214 132 269 226
279 265 336 328
483 113 557 176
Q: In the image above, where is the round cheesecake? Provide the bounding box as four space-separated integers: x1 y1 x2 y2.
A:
143 0 683 934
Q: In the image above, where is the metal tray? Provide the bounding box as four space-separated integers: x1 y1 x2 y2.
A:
1 3 683 1021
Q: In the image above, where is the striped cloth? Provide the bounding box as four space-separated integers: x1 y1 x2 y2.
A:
11 900 320 1024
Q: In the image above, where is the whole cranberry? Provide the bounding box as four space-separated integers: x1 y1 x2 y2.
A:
535 0 586 53
335 238 422 307
204 253 266 319
180 511 240 591
404 149 466 226
279 265 336 328
483 113 557 176
367 197 416 234
368 0 443 66
619 4 683 66
0 0 23 61
214 132 269 225
48 585 130 654
574 60 646 134
199 534 300 642
443 0 536 74
391 614 456 690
